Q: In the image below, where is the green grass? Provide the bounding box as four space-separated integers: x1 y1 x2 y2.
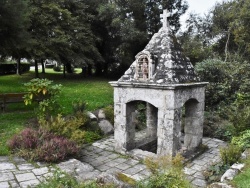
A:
0 69 114 155
232 150 250 188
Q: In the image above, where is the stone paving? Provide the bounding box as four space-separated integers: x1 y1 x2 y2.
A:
0 136 227 188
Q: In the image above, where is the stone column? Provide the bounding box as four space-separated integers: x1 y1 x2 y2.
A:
114 101 137 152
146 103 158 138
184 101 204 149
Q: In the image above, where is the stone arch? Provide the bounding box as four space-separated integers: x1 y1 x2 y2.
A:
182 98 203 149
120 100 158 152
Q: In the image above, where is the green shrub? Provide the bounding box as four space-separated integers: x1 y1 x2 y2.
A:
37 170 115 188
232 130 250 149
139 154 191 188
137 169 191 188
195 59 250 111
229 93 250 134
39 113 90 143
103 105 114 125
23 78 62 120
53 65 61 72
220 144 242 166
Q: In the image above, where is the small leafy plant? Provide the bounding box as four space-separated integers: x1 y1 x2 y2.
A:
232 130 250 149
220 144 242 166
139 154 191 188
203 162 229 183
23 78 62 120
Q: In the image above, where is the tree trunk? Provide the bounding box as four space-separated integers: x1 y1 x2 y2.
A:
34 59 39 78
41 59 45 73
16 58 21 75
81 67 87 77
66 62 73 73
87 64 93 76
95 62 103 77
63 63 66 78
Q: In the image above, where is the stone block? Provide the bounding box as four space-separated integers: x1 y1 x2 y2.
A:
221 169 238 182
15 173 37 182
98 120 114 135
19 179 40 188
0 172 14 182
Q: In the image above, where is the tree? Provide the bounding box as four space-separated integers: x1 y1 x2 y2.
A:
27 0 102 77
0 0 30 75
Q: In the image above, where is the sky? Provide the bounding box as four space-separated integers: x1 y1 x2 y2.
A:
180 0 226 30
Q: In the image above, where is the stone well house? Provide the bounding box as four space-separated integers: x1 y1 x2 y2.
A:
110 11 207 157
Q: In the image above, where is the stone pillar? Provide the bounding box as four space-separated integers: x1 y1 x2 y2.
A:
157 108 182 156
184 100 204 149
146 103 157 138
114 100 137 153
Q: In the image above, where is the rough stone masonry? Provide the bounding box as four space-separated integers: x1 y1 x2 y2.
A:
110 9 208 157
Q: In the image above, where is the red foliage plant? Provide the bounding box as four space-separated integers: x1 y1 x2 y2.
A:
8 128 80 163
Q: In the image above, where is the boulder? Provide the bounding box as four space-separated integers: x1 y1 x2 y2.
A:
98 109 106 119
87 112 97 121
220 169 238 182
98 120 114 135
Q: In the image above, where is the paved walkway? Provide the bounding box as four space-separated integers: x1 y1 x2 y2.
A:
0 137 227 188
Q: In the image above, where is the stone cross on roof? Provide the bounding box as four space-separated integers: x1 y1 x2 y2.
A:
160 9 170 30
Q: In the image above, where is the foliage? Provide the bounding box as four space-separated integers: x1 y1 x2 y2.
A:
232 130 250 149
53 65 61 72
103 105 114 125
203 162 229 183
220 144 242 166
72 100 87 114
23 78 62 119
0 0 30 58
213 123 235 142
139 154 191 188
37 170 115 188
229 93 250 134
39 113 89 144
195 59 250 111
8 128 79 162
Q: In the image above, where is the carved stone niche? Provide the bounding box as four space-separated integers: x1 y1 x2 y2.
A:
134 51 155 81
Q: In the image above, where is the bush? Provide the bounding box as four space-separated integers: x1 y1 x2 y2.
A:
53 65 61 72
220 144 242 166
195 59 250 111
23 78 62 120
8 128 79 163
138 154 191 188
232 130 250 149
37 170 115 188
203 162 229 183
0 63 30 75
229 93 250 134
39 113 90 144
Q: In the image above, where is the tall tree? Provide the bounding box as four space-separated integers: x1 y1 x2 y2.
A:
28 0 102 77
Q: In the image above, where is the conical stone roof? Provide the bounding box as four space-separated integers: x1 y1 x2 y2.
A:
118 27 199 85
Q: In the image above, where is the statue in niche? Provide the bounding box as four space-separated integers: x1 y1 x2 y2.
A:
142 58 148 80
135 56 149 81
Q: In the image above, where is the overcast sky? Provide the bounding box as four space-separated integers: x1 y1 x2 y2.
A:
180 0 226 30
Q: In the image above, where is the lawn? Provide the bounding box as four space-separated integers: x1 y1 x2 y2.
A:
0 69 114 155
